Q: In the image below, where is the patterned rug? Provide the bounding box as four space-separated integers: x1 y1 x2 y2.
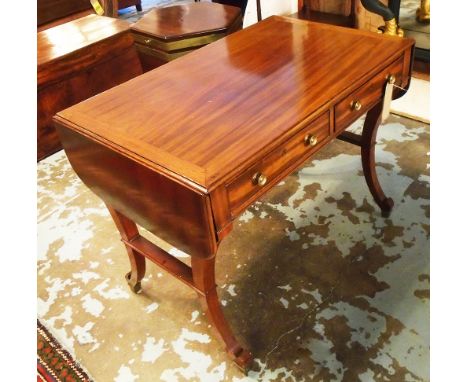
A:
38 113 429 381
38 320 93 381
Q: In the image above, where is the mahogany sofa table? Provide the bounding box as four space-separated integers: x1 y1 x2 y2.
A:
54 16 414 369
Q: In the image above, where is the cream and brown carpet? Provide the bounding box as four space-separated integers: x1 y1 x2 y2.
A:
38 113 429 381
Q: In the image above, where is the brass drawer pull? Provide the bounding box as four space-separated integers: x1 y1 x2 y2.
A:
252 172 267 187
350 100 362 111
144 39 152 45
304 134 318 147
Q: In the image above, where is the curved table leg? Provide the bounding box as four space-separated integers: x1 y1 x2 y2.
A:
361 102 394 218
107 206 146 293
192 256 253 370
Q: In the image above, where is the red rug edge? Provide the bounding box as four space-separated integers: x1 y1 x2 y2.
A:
37 320 93 382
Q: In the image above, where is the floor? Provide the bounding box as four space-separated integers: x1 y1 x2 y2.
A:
38 113 429 381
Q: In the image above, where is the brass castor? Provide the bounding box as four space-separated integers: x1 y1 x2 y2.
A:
125 272 142 293
381 198 394 218
229 346 254 374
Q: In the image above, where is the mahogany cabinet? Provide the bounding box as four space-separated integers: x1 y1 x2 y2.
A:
37 14 142 161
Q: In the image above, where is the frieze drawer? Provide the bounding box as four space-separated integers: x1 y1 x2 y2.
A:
227 111 330 217
334 55 405 134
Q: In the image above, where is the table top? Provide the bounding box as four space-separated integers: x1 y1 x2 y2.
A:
56 16 413 191
37 14 130 67
131 2 241 40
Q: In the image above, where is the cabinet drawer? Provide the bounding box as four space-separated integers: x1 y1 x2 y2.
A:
134 42 188 63
132 32 225 52
334 55 405 133
227 111 330 217
132 33 159 49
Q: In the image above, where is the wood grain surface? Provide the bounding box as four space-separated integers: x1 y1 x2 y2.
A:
334 55 405 133
38 15 132 72
38 15 142 161
305 0 353 16
131 2 242 71
131 2 241 40
56 16 413 191
227 111 330 216
38 0 92 27
55 126 217 258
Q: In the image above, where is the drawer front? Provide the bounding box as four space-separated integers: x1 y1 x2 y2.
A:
227 111 330 217
132 33 160 49
334 55 405 133
135 43 190 63
132 32 225 53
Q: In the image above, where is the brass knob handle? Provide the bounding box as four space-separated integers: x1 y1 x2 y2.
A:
387 74 396 84
304 134 318 147
252 172 267 187
350 100 362 111
144 39 151 44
